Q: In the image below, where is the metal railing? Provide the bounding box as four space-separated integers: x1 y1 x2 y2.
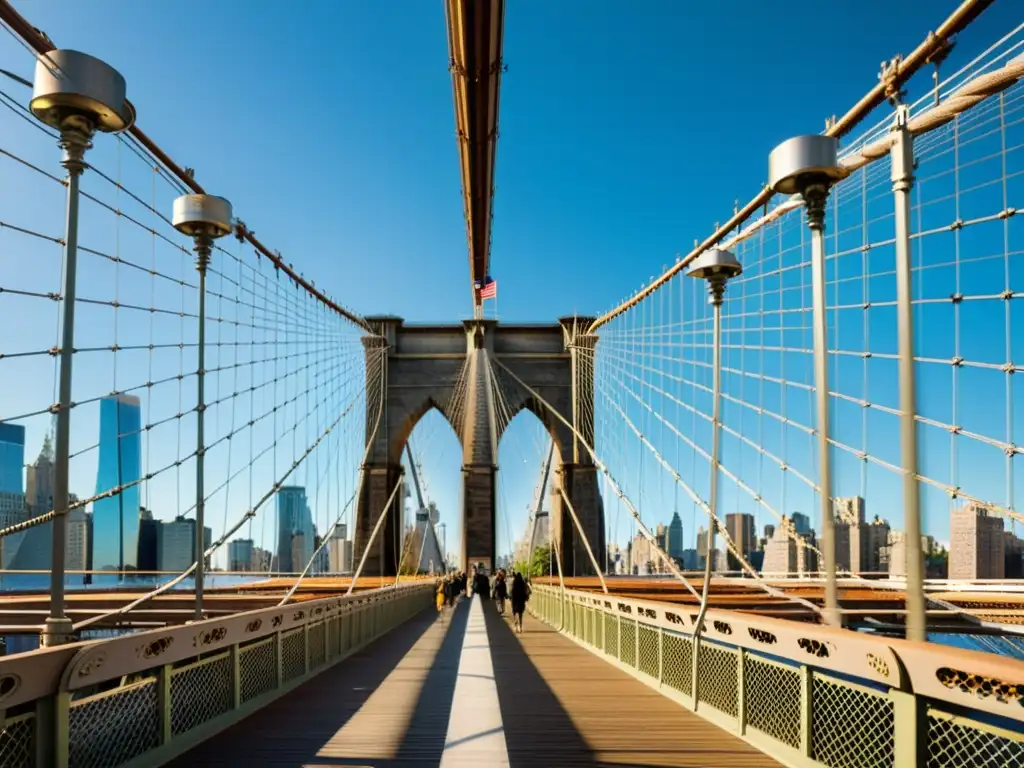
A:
0 582 433 768
530 583 1024 767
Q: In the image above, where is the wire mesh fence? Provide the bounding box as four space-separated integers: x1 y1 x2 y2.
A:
593 23 1024 588
0 26 374 616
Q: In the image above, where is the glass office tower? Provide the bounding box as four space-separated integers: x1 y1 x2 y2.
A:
276 486 315 573
0 423 25 494
92 394 143 575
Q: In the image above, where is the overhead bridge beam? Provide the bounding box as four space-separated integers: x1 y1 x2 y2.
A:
445 0 505 307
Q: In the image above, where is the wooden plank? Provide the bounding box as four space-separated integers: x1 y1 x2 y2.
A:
170 599 782 767
484 608 782 767
167 607 458 766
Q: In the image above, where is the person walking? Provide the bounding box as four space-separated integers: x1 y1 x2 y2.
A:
494 570 508 615
436 576 447 619
510 571 530 634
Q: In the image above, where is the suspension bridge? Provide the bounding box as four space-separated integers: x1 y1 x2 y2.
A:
0 0 1023 765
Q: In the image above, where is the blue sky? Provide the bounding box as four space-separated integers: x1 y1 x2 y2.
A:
0 1 1021 572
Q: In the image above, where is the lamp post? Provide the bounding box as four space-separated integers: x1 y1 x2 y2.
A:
686 248 742 701
172 194 234 621
30 50 133 647
890 107 927 642
768 134 849 627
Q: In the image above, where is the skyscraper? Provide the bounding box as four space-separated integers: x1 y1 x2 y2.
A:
276 486 315 573
228 538 254 571
0 423 25 494
92 394 143 574
157 516 212 573
667 512 684 560
726 513 756 572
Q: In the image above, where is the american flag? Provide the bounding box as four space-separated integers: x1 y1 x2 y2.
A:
479 279 497 300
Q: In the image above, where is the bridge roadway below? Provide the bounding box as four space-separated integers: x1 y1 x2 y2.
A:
168 594 780 767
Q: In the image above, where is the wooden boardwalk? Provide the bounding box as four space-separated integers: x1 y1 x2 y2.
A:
169 597 780 767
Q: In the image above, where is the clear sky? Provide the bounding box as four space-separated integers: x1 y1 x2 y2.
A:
0 1 1021 573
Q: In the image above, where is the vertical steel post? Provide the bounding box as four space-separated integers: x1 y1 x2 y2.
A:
193 235 212 621
806 183 842 627
685 249 741 705
697 288 724 622
892 107 927 642
44 123 92 647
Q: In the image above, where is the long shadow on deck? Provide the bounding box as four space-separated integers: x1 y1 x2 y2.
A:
169 606 445 767
391 598 471 763
482 604 596 767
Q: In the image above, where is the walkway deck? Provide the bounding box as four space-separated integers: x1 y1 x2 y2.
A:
170 596 780 767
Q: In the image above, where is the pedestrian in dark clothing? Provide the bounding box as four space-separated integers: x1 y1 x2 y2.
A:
510 572 529 633
474 571 490 599
494 570 508 615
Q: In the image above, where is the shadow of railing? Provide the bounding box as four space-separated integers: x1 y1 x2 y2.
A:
482 602 596 766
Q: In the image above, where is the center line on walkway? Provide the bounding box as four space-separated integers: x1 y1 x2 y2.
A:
439 595 510 767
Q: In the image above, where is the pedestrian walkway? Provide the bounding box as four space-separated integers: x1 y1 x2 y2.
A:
170 595 780 767
439 594 509 766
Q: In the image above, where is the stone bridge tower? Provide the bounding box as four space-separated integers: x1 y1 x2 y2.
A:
352 316 604 578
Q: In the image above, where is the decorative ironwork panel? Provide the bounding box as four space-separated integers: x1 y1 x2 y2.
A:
697 643 738 717
240 639 277 704
0 713 34 768
308 622 326 669
926 710 1024 768
638 624 660 679
603 614 618 658
744 655 801 749
811 674 894 768
619 618 637 668
332 617 342 657
282 629 306 682
69 680 159 768
170 654 233 737
662 632 693 696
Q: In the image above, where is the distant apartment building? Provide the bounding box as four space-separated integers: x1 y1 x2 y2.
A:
791 512 811 536
726 513 756 572
1005 532 1024 579
229 538 255 572
66 507 88 574
251 546 273 572
762 517 819 576
158 516 213 574
137 508 159 574
832 496 889 575
949 502 1005 580
327 524 354 573
884 532 949 579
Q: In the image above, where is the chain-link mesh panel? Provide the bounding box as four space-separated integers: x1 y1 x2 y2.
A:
638 624 660 679
603 614 618 657
744 655 802 749
308 621 326 669
282 629 306 682
170 654 233 737
619 618 637 667
69 680 159 768
0 713 34 768
811 674 894 768
926 709 1024 767
240 638 277 704
662 632 693 696
697 642 738 717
